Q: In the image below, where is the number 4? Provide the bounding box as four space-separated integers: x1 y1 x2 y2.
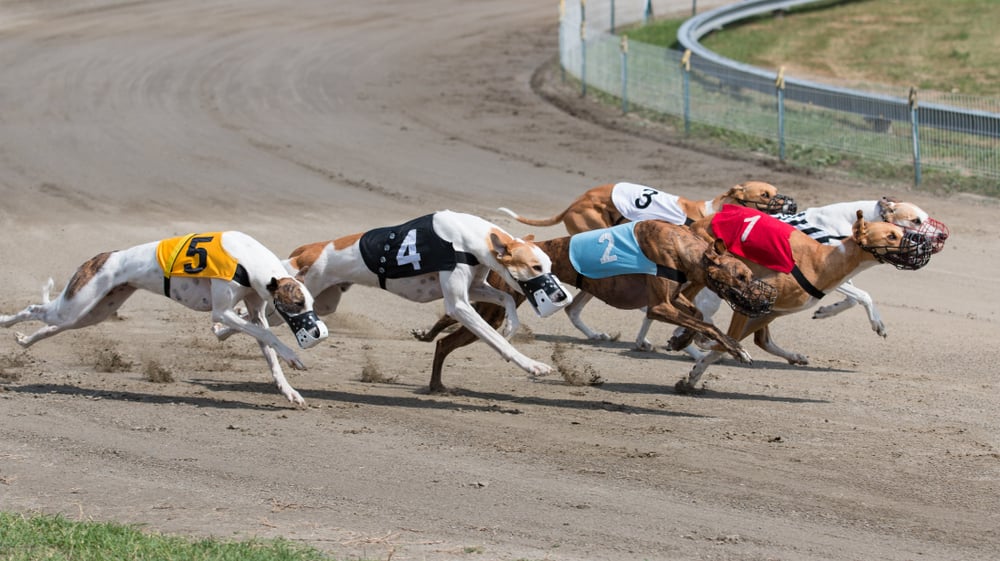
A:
396 229 422 270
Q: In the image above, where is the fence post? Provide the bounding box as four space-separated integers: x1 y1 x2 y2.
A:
643 0 652 25
559 0 566 82
580 0 587 97
776 66 786 162
610 0 615 32
620 35 629 113
681 49 691 136
692 0 697 16
909 87 922 186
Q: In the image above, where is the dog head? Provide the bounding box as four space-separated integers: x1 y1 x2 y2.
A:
877 197 949 253
702 239 777 317
488 230 572 317
267 277 329 348
725 181 797 215
852 210 933 270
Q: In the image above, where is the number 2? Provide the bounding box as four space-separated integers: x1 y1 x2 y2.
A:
396 229 422 270
740 215 760 242
598 232 618 264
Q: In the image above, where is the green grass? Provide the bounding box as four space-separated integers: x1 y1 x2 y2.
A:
647 0 1000 97
0 512 335 561
577 0 1000 195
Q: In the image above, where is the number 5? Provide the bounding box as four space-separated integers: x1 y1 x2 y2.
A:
183 236 213 274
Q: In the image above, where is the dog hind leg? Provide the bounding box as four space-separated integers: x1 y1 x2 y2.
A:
8 284 137 347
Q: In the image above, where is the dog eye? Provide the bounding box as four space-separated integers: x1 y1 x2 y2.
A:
913 218 922 225
532 265 543 273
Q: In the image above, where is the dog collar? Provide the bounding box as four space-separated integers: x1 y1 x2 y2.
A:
791 265 825 300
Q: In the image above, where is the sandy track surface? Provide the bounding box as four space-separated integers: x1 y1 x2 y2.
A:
1 1 998 560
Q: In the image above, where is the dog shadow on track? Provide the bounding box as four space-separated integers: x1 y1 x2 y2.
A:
6 379 708 417
6 382 290 411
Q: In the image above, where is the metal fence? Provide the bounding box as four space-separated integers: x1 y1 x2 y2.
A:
559 0 1000 184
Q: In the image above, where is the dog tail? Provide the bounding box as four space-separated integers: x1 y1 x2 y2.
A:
41 278 55 304
497 206 567 228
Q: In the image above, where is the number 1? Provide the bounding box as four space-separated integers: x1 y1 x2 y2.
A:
740 215 760 242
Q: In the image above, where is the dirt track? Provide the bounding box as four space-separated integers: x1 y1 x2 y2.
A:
1 1 999 560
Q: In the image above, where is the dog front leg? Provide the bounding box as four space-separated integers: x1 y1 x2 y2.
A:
565 292 619 342
441 271 550 377
753 325 808 365
632 313 655 351
213 308 305 370
677 349 725 394
467 283 520 339
243 300 305 406
815 281 885 337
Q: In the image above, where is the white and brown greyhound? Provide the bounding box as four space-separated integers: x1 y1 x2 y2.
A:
256 210 571 380
498 180 797 234
0 231 329 405
674 206 934 393
666 197 950 361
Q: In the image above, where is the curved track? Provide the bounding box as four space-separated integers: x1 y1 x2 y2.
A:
0 2 998 560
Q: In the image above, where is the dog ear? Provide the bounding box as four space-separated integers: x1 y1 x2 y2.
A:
853 210 868 242
878 197 897 220
267 277 280 294
725 184 745 200
522 234 535 242
712 238 728 257
489 229 516 261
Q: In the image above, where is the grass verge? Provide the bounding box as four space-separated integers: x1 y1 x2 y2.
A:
0 512 334 561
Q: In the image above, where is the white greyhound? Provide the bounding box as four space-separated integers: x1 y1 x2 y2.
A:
217 210 573 380
0 231 328 405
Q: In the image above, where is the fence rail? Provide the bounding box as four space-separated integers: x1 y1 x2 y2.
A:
559 0 1000 183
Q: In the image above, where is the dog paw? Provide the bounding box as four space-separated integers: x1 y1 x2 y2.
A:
282 388 306 406
211 322 236 341
14 332 31 347
410 328 435 342
589 331 619 342
525 360 553 378
497 320 513 339
732 348 753 365
632 339 655 352
674 378 703 395
787 354 809 365
872 322 887 338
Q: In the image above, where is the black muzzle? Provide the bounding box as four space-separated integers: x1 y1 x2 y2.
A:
867 231 933 271
714 277 778 318
749 194 797 215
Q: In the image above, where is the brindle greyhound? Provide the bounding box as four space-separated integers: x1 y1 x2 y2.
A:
414 220 776 393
